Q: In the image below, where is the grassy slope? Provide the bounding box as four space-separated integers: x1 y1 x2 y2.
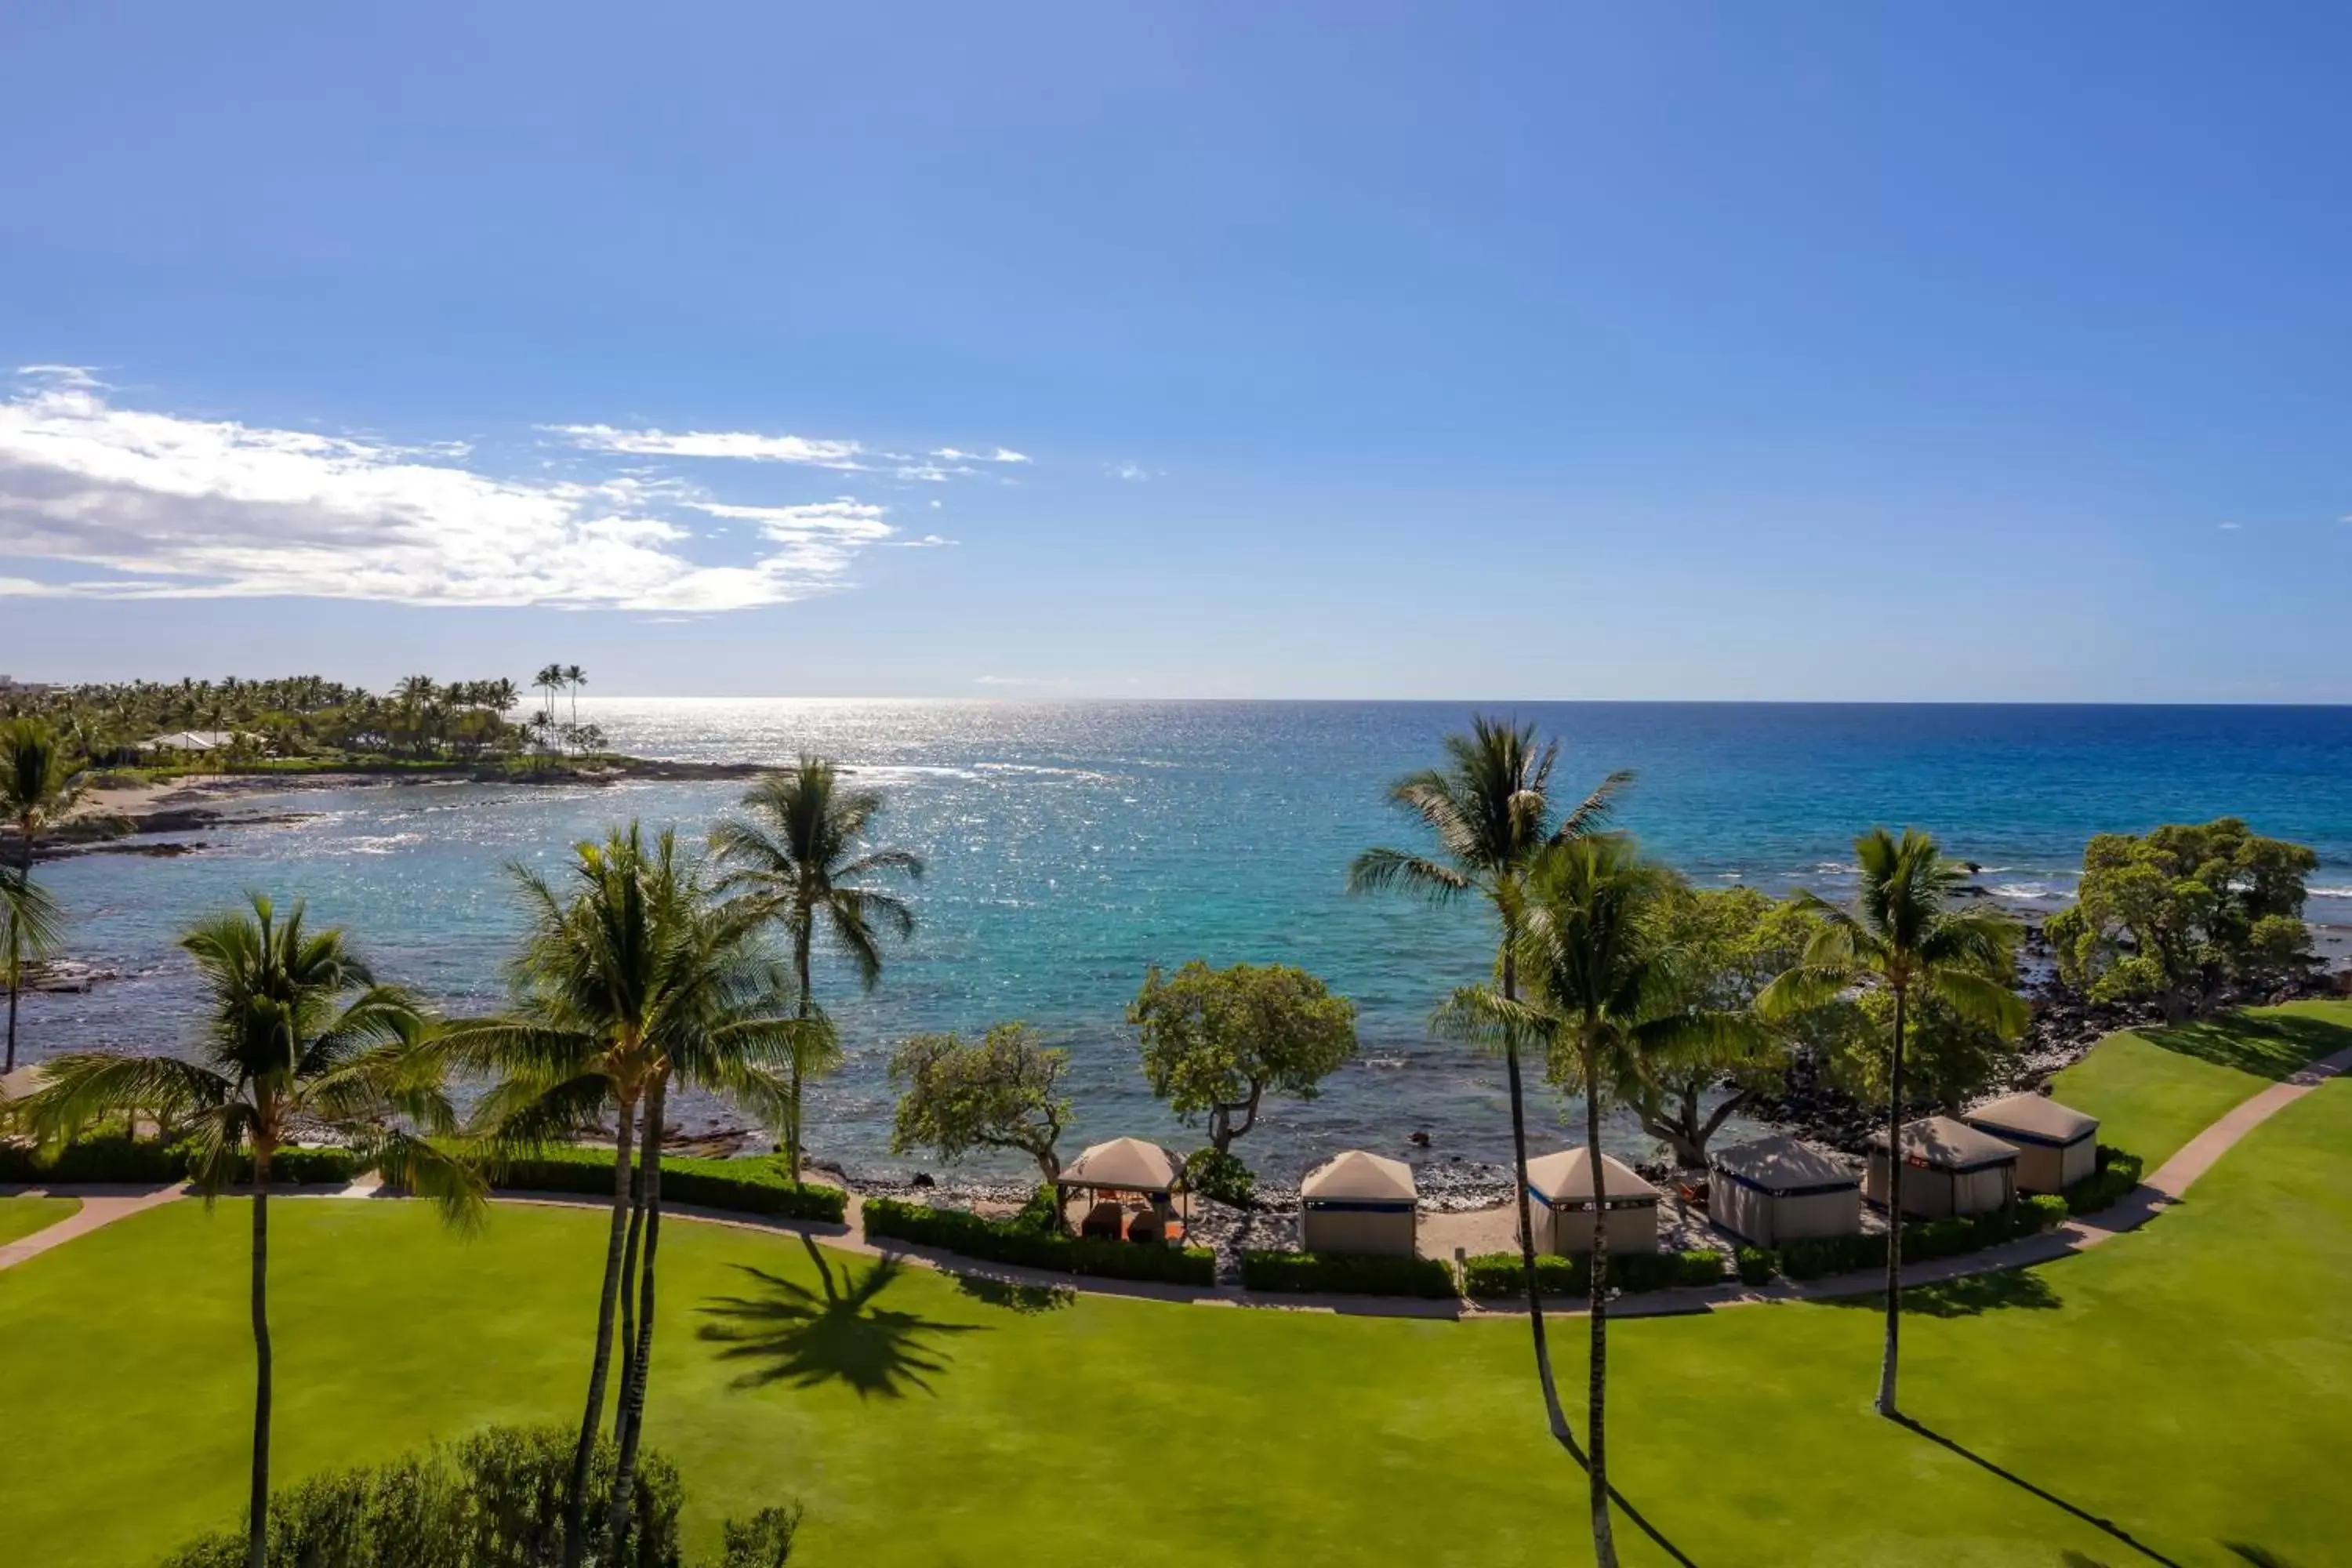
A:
0 1194 79 1246
2 1011 2347 1567
2051 999 2352 1165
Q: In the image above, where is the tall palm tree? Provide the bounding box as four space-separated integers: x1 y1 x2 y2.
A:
1440 836 1751 1568
563 664 586 737
1347 716 1628 1454
1759 826 2026 1417
447 824 818 1568
2 865 64 1073
13 895 479 1568
535 665 566 753
2 716 91 873
710 756 923 1179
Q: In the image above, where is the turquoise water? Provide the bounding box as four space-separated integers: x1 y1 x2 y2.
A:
24 700 2352 1179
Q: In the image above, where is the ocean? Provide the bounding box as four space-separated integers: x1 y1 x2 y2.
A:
23 700 2352 1181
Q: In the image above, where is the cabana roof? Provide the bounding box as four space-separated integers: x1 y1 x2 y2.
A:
1058 1137 1179 1193
1964 1093 2099 1148
1709 1134 1859 1196
1301 1149 1416 1204
0 1064 48 1103
1867 1115 2018 1172
1524 1147 1661 1207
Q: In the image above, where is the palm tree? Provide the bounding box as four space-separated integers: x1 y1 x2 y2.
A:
2 717 91 873
1758 826 2026 1417
563 664 586 737
1439 836 1751 1568
12 895 479 1568
710 756 924 1180
535 665 566 753
1347 715 1628 1454
2 865 63 1073
447 824 817 1568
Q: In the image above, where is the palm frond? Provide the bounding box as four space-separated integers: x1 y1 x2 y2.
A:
1345 847 1470 902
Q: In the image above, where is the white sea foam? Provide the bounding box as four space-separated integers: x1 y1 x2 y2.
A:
1991 881 2070 902
2310 886 2352 899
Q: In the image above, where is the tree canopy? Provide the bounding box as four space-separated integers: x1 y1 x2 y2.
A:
1129 960 1359 1156
888 1022 1072 1183
2045 817 2318 1018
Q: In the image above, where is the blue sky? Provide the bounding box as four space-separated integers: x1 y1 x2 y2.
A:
1 3 2345 700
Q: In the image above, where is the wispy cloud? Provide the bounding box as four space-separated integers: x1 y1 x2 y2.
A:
934 446 1030 465
0 379 919 612
2219 521 2242 531
546 423 874 470
884 534 957 548
1106 460 1161 482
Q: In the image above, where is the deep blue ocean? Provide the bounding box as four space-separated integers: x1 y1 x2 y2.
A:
24 700 2352 1180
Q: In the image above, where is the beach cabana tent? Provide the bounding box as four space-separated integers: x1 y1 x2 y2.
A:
1298 1150 1417 1257
1056 1138 1185 1241
1962 1093 2099 1193
1864 1116 2018 1218
1523 1147 1661 1254
1707 1134 1861 1247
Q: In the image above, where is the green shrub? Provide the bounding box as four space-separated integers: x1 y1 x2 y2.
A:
1178 1146 1254 1207
1735 1246 1777 1285
1607 1248 1727 1293
230 1146 361 1185
155 1422 688 1568
1780 1232 1886 1281
862 1197 1215 1286
2065 1145 2145 1216
2020 1192 2070 1232
1008 1183 1062 1235
1461 1251 1590 1298
493 1147 846 1224
718 1505 802 1567
1240 1250 1457 1298
0 1131 185 1185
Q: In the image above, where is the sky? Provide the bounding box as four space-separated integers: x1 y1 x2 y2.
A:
1 3 2347 702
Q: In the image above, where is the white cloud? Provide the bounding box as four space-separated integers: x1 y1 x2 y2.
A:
933 446 1030 465
884 534 957 548
0 382 908 612
2219 522 2242 531
546 423 875 470
16 365 104 389
1106 460 1161 482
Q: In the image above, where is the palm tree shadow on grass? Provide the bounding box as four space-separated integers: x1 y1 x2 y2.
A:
1822 1268 2065 1318
697 1237 985 1399
1895 1414 2184 1566
2141 1011 2352 1080
951 1273 1076 1314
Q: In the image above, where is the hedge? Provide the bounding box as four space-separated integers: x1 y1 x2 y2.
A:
2065 1145 2145 1216
1608 1248 1730 1293
0 1134 355 1186
863 1197 1215 1286
494 1146 847 1225
1239 1250 1457 1299
1735 1246 1777 1286
1780 1232 1887 1282
1462 1251 1589 1298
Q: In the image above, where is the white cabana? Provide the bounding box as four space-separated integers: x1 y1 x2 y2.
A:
1864 1116 2019 1218
1708 1135 1862 1247
1298 1149 1417 1257
1523 1147 1662 1254
140 730 238 753
1962 1094 2099 1194
1056 1137 1185 1243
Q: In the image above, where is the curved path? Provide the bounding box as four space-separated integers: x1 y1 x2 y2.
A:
8 1044 2349 1318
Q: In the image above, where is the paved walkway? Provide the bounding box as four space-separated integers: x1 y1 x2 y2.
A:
0 1183 188 1272
6 1044 2348 1312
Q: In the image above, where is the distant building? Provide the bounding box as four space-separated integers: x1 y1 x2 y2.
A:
140 731 244 752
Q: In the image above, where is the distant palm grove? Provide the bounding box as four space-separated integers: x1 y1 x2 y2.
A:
0 699 2337 1568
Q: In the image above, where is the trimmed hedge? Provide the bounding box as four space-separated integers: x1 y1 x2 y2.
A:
494 1146 847 1225
1780 1232 1887 1282
2065 1145 2145 1216
1463 1250 1589 1298
0 1135 355 1187
1734 1246 1777 1286
1239 1250 1457 1299
1609 1248 1730 1293
863 1196 1215 1286
1900 1196 2069 1263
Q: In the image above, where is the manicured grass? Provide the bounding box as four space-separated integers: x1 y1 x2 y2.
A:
2051 998 2352 1166
0 1194 80 1246
7 1061 2351 1568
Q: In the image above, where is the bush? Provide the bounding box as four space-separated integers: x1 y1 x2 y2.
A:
234 1146 361 1185
863 1197 1215 1286
1178 1146 1254 1207
0 1131 186 1185
156 1423 688 1568
1735 1246 1777 1286
719 1506 802 1568
1461 1251 1590 1298
1609 1248 1728 1293
494 1146 847 1225
2065 1145 2145 1216
1780 1232 1886 1282
1240 1250 1457 1298
2020 1193 2070 1232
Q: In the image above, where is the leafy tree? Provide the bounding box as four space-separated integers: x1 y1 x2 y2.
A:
2045 818 2319 1019
14 895 481 1568
1 715 91 873
1438 836 1753 1568
2 864 63 1074
1823 987 2018 1116
1347 715 1628 1458
888 1022 1072 1194
446 825 812 1568
713 756 924 1179
1759 828 2026 1418
1129 960 1359 1156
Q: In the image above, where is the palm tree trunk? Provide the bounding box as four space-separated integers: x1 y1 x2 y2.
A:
246 1149 274 1568
562 1097 637 1568
1582 1036 1618 1568
5 973 18 1076
615 1139 646 1436
607 1077 667 1560
1501 947 1584 1461
789 921 814 1182
1879 984 1907 1418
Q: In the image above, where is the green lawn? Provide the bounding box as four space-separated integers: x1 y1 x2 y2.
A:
2051 998 2352 1166
0 1194 79 1246
3 1035 2347 1567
